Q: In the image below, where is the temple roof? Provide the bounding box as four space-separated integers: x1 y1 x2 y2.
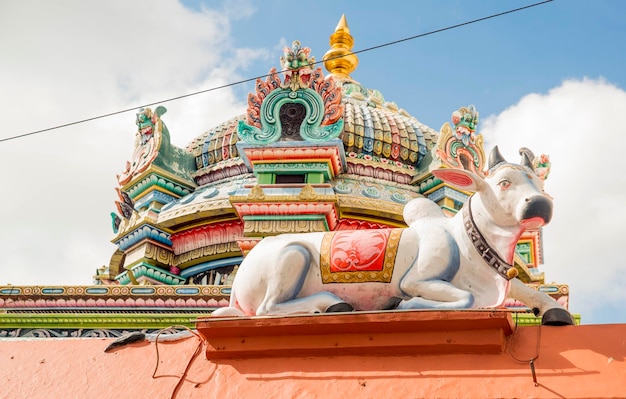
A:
186 15 438 184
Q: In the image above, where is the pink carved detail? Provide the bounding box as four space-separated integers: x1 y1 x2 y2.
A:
247 68 281 128
345 162 412 184
194 162 249 185
310 68 344 126
242 146 343 176
391 144 401 159
384 113 400 159
436 139 484 176
170 221 244 255
232 202 339 231
336 219 394 230
237 239 262 256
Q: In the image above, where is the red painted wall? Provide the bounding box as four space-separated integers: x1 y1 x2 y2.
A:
1 315 625 398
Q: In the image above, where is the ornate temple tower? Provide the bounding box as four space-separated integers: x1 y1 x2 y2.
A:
94 16 568 317
102 16 439 289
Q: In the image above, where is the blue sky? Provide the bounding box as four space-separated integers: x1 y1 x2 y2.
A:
1 0 625 324
189 0 626 131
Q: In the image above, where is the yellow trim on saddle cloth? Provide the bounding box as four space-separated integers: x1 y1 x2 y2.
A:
320 229 403 284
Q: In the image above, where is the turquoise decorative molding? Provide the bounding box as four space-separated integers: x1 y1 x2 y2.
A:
116 262 184 285
126 172 193 200
85 287 109 295
426 186 469 204
41 288 64 295
254 162 334 181
134 190 178 211
417 176 442 194
0 284 231 302
115 224 172 250
238 88 343 144
175 287 200 295
332 177 420 205
362 186 381 199
130 287 156 295
390 192 408 204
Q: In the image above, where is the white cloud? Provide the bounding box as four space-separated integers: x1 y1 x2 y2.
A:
0 1 260 285
482 78 626 324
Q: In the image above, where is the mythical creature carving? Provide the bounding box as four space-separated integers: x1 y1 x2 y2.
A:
451 105 479 146
111 187 135 233
435 105 486 176
281 40 315 91
117 106 167 185
114 187 134 219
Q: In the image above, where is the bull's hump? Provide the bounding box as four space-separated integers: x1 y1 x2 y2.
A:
403 198 445 226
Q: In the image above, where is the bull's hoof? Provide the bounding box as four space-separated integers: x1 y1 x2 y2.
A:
541 308 575 326
382 297 402 310
326 302 354 313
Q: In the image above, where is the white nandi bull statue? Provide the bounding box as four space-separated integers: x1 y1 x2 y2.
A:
213 147 574 326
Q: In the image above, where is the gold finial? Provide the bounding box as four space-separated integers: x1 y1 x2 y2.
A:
323 14 359 79
336 14 350 34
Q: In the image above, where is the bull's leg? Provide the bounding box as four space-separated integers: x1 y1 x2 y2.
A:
509 278 574 326
394 234 473 309
256 244 349 315
259 291 352 315
397 280 474 309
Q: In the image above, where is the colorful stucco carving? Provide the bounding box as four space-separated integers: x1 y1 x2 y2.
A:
0 15 574 338
238 41 344 144
434 105 486 177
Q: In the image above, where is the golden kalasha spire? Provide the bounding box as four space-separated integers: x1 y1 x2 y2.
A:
323 14 359 79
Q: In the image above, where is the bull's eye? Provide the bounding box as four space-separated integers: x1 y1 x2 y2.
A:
498 179 511 190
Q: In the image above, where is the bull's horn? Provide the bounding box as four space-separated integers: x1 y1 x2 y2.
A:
521 153 535 171
519 147 535 170
488 146 507 169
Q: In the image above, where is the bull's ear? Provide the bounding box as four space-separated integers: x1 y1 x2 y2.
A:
431 168 485 192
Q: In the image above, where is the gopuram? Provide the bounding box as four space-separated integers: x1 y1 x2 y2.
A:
1 16 573 336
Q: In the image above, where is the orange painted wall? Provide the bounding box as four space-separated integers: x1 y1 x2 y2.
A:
2 323 625 398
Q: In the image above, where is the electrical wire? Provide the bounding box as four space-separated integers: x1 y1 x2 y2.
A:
151 325 208 398
0 0 553 144
508 311 543 386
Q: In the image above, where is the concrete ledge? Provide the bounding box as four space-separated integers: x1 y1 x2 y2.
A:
196 310 516 359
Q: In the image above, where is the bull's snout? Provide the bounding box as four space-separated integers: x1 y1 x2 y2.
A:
520 195 553 226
